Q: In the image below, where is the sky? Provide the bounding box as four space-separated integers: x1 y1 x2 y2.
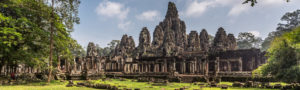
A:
71 0 300 48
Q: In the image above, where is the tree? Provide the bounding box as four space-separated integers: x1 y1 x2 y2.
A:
96 40 120 56
0 0 82 82
253 26 300 83
261 10 300 51
0 0 53 75
237 32 262 49
46 0 80 84
108 40 120 51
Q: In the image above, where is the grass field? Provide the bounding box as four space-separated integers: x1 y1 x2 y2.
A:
0 80 98 90
0 78 283 90
86 78 279 90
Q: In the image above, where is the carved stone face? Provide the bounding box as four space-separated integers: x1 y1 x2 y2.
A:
87 42 97 57
187 31 200 51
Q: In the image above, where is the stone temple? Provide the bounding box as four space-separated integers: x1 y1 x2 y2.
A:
57 2 266 82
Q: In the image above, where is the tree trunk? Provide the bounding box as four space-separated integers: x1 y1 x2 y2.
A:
0 64 2 75
48 0 54 84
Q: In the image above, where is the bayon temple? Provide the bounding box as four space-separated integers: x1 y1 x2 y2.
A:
60 2 267 81
2 2 267 82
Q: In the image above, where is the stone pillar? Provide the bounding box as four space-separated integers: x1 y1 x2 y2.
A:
189 62 192 73
183 60 186 74
164 59 167 72
200 60 203 74
173 59 176 71
155 64 157 72
194 59 197 73
129 64 131 73
73 58 77 74
190 62 193 74
145 64 147 72
180 61 183 73
131 64 134 73
127 64 129 73
153 64 156 72
149 64 151 72
141 64 144 72
138 64 141 72
205 60 209 76
239 57 243 71
251 57 255 70
146 64 149 72
147 64 150 72
227 61 231 72
143 64 144 72
162 63 165 72
57 56 61 70
216 57 220 74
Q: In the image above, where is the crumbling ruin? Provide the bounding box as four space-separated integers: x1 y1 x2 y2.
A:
0 2 267 82
99 2 266 81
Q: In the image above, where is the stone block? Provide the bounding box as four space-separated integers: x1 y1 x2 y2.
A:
232 82 242 87
219 84 228 89
273 84 282 89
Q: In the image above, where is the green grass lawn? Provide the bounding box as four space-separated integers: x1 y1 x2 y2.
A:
0 79 281 90
87 78 279 90
0 80 98 90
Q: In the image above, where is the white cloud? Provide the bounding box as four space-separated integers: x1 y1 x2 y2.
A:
185 0 214 17
184 0 241 17
95 1 129 20
260 0 286 5
248 31 260 37
181 0 290 18
136 10 160 21
228 4 250 16
118 21 132 31
214 0 235 6
95 1 133 31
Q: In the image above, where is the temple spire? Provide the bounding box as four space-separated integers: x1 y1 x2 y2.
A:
165 2 179 19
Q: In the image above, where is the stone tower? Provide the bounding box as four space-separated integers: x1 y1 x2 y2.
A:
187 31 201 51
227 33 237 50
137 27 151 55
154 2 187 56
200 29 210 52
212 27 228 51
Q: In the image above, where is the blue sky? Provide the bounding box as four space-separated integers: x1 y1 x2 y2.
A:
71 0 300 48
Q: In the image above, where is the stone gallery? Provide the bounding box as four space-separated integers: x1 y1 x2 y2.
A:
57 2 267 81
1 2 266 82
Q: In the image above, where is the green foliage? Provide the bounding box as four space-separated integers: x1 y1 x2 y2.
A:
48 0 80 31
97 40 120 56
0 0 82 72
237 32 262 49
0 13 23 48
261 9 300 51
254 26 300 83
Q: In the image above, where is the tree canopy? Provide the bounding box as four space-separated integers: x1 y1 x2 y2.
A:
262 9 300 51
237 32 262 49
0 0 82 74
253 26 300 83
